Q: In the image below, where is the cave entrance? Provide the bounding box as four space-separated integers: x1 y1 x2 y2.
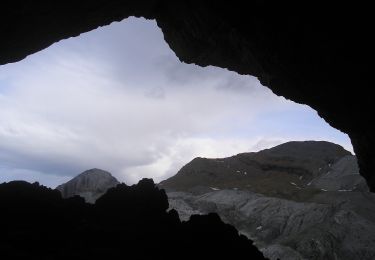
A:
2 16 374 260
0 17 352 187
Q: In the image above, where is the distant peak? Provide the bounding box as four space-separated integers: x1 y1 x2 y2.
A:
56 168 120 203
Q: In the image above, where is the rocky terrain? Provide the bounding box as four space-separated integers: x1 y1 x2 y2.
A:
56 168 119 203
162 141 375 259
168 190 375 260
51 141 375 259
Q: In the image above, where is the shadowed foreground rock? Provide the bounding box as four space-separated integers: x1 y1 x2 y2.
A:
0 179 266 259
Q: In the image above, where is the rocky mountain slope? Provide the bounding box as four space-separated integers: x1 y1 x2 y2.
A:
162 141 375 259
160 141 368 201
56 168 119 203
168 190 375 260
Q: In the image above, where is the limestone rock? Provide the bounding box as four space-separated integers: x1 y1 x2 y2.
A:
168 189 375 260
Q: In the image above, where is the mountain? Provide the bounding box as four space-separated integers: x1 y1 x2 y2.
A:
159 141 368 201
56 168 120 203
162 141 375 259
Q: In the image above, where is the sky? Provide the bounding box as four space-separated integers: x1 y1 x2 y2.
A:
0 18 353 188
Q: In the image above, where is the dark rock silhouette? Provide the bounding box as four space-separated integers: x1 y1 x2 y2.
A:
0 179 266 259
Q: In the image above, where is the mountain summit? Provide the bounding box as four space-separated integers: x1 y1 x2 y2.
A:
159 141 366 200
56 168 120 203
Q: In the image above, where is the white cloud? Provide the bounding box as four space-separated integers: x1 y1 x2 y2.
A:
121 136 289 184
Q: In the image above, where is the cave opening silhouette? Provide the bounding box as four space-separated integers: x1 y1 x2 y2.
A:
0 2 373 259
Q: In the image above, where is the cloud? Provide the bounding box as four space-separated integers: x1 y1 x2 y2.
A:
121 136 290 184
0 18 353 187
144 86 166 99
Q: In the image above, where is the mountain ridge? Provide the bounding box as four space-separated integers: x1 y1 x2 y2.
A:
159 141 363 200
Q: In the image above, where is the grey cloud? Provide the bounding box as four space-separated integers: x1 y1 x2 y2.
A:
144 86 166 99
154 55 216 86
155 52 265 96
214 73 261 93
